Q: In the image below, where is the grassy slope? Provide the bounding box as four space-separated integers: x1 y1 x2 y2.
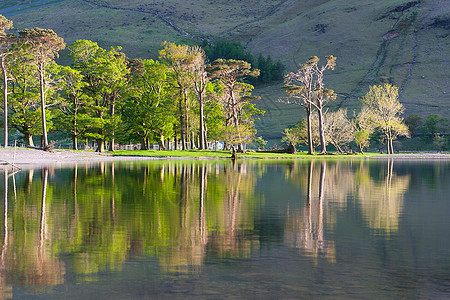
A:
2 0 449 142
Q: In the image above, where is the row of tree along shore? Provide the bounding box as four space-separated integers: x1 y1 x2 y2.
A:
1 15 448 155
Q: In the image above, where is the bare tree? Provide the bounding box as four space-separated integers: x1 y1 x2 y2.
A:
323 108 354 153
283 56 336 154
189 46 209 149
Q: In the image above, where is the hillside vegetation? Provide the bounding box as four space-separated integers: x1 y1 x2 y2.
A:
1 0 449 141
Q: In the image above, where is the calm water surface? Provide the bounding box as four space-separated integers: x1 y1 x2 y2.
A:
0 159 449 299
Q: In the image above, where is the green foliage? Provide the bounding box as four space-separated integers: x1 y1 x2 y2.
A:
404 114 422 137
203 40 285 84
281 120 309 149
360 84 409 154
253 136 267 150
355 130 371 153
122 59 176 148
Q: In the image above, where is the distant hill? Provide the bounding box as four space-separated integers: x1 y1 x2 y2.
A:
1 0 449 141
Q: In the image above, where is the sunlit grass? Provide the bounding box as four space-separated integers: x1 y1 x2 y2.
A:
112 149 385 159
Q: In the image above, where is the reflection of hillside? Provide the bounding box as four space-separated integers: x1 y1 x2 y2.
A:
357 160 410 234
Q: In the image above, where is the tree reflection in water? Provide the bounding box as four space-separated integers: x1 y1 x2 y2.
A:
0 159 413 290
284 159 410 262
284 161 336 263
357 159 410 234
0 167 65 295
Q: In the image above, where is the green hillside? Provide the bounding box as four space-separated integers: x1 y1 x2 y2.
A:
1 0 449 141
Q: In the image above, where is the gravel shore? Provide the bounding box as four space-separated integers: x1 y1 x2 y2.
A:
0 148 161 169
1 148 449 170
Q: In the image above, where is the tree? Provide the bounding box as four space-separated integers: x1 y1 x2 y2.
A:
53 65 91 150
310 56 337 154
360 84 409 154
281 122 306 153
69 40 128 152
283 56 336 154
122 59 176 150
0 15 14 148
207 59 261 151
8 46 42 146
189 46 209 149
419 114 443 143
354 106 375 154
208 59 260 127
404 114 422 137
19 28 65 150
159 41 197 150
323 108 354 153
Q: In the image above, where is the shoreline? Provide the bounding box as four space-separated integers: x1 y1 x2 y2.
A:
1 148 449 170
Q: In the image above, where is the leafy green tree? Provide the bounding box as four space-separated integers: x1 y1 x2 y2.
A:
354 106 375 154
122 59 176 150
52 65 91 150
69 40 129 152
253 136 267 151
404 114 422 137
355 130 371 154
0 14 14 147
360 84 409 154
19 28 65 150
419 114 444 143
8 47 42 146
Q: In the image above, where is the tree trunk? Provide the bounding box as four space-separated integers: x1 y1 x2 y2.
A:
317 107 327 154
2 58 8 148
39 67 48 149
25 132 34 147
159 135 166 150
109 102 115 152
140 137 148 150
306 106 314 155
180 91 186 150
198 94 206 150
72 135 78 150
96 139 105 153
389 137 394 154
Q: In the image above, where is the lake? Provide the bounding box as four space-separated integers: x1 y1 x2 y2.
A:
1 159 449 299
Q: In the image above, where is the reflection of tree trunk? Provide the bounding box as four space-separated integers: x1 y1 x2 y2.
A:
26 169 34 194
387 159 393 199
111 163 116 224
307 161 314 207
318 161 326 242
199 164 207 244
72 164 78 240
179 165 187 228
38 169 49 275
2 170 8 267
